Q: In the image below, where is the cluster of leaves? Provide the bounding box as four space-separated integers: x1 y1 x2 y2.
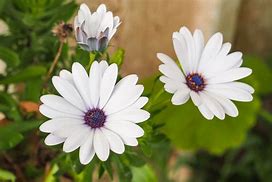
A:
0 0 78 181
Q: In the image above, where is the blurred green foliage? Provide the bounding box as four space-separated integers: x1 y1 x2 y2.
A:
177 120 272 182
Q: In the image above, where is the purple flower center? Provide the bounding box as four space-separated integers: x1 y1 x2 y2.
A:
186 73 205 92
84 108 106 128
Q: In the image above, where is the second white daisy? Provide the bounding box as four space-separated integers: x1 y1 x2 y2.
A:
157 26 254 120
39 61 149 164
74 3 121 52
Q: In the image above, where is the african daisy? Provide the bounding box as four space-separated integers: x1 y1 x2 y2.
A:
39 61 149 164
157 26 254 120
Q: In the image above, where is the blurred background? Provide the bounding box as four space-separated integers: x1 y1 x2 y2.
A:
0 0 272 182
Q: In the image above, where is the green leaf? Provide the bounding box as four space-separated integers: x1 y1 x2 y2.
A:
0 168 16 182
243 56 272 95
154 97 261 155
74 48 90 67
0 65 46 84
2 120 43 133
0 120 42 150
125 151 146 167
23 77 43 102
0 92 21 121
98 163 105 179
110 48 125 66
132 165 157 182
114 155 133 182
102 160 113 180
139 140 152 157
0 46 20 67
0 127 23 150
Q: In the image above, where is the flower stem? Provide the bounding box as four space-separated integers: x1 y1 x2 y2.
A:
44 41 64 85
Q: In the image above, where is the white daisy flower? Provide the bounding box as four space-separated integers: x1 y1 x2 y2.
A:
39 61 149 164
74 3 121 52
157 26 254 120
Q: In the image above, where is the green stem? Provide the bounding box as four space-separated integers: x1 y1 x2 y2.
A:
146 87 165 111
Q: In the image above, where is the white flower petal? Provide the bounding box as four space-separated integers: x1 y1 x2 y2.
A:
159 64 184 82
121 137 138 146
85 12 100 37
98 11 113 34
157 53 185 82
93 129 110 161
190 91 202 106
179 27 196 72
52 76 87 111
129 97 149 109
207 67 252 84
160 76 187 94
99 60 109 74
172 35 189 74
63 126 90 153
198 32 223 73
197 104 214 120
97 4 107 15
79 130 95 165
72 62 92 108
40 118 84 133
215 82 254 94
199 92 225 120
107 108 150 123
206 52 243 77
99 64 118 108
171 89 190 105
39 104 81 119
218 42 232 57
53 124 86 138
105 120 144 138
78 4 91 23
210 94 238 117
44 134 65 146
40 95 84 115
113 16 121 28
193 29 204 71
79 3 91 18
59 70 74 85
104 84 144 115
101 128 125 154
206 87 253 102
89 61 101 107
